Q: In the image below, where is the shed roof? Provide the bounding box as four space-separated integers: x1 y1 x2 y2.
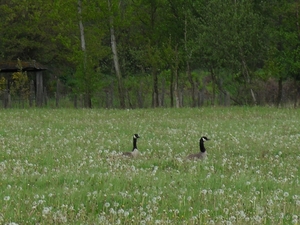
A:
0 60 47 72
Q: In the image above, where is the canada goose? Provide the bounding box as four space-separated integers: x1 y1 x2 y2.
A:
187 136 210 160
123 134 140 158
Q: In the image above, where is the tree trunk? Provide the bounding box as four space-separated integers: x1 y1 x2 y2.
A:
239 46 256 105
160 77 165 107
56 78 60 108
293 78 298 108
36 71 43 107
174 45 180 108
210 68 216 106
276 77 283 107
78 0 91 108
170 67 174 107
78 0 86 53
174 68 180 108
152 67 159 108
184 14 196 107
29 80 34 107
108 0 125 109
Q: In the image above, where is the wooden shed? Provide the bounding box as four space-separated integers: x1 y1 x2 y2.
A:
0 60 47 107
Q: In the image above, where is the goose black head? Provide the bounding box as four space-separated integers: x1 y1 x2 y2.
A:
133 134 140 139
201 136 210 142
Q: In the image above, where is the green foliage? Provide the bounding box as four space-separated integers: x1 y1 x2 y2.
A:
0 0 300 107
11 71 29 98
263 1 300 80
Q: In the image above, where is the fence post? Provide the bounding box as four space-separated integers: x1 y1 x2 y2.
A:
29 80 35 107
36 71 43 107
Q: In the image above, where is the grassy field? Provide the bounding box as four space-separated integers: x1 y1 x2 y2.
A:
0 107 299 225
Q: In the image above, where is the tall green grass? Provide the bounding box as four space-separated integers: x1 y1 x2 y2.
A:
0 107 299 224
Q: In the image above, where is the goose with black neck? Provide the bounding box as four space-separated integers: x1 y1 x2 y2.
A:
187 136 210 160
123 134 140 158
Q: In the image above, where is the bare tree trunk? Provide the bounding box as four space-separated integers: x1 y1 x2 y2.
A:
173 45 180 108
78 0 86 53
108 0 125 109
239 46 256 105
276 77 283 107
152 67 159 107
36 71 43 107
137 82 144 108
29 80 34 107
293 78 298 108
174 68 180 108
170 67 174 107
160 77 165 107
56 78 60 108
210 68 216 106
78 0 91 108
184 14 196 107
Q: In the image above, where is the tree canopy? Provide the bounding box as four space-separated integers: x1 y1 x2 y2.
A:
0 0 299 108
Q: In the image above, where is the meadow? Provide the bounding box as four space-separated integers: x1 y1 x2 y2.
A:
0 107 299 225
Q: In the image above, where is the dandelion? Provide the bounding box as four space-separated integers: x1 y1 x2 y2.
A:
239 210 246 219
202 208 208 214
218 189 224 195
223 208 229 214
104 202 110 208
118 208 124 215
230 216 236 221
4 196 10 201
109 208 116 215
208 220 215 225
253 215 262 223
42 207 52 216
201 189 207 195
283 192 289 197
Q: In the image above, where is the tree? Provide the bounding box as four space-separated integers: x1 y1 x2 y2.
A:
190 0 265 105
107 0 125 108
263 0 300 106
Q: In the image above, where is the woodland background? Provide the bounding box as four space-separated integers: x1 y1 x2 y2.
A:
0 0 300 108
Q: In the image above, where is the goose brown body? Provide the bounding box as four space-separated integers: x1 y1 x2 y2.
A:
187 136 210 160
123 134 140 158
